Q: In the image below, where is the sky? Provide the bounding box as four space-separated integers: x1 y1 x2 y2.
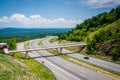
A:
0 0 120 28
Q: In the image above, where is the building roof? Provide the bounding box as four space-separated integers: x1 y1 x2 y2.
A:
0 43 7 46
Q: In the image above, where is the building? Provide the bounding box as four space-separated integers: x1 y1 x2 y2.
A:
0 43 8 50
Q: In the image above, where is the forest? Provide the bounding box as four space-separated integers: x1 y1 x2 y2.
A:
59 6 120 60
0 28 69 50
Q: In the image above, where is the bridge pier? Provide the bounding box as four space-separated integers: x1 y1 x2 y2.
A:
56 48 60 54
25 51 29 57
56 48 63 54
77 45 86 52
3 48 9 54
59 48 62 53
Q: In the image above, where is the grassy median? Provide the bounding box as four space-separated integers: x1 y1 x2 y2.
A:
38 40 43 46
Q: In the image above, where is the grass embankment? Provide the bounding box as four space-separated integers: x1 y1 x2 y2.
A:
38 40 43 46
0 53 55 80
49 37 58 43
47 49 120 79
24 42 29 49
58 40 68 45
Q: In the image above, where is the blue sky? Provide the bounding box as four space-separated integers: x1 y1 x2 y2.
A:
0 0 120 28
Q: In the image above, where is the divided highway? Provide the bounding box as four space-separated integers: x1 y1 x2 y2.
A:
25 38 116 80
44 37 120 74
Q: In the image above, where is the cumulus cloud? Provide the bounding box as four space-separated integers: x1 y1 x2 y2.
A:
81 0 120 8
0 13 82 28
0 16 9 22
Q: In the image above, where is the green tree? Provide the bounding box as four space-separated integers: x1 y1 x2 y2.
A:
6 38 16 50
111 48 119 60
0 50 5 54
58 34 67 40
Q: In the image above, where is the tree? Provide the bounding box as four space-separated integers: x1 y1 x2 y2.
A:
6 38 16 50
58 34 67 40
115 6 120 19
111 48 119 60
57 6 120 62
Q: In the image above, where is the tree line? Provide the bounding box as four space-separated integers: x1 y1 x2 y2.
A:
0 32 66 50
58 6 120 60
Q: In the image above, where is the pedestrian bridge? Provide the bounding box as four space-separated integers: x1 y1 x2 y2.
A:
4 43 86 57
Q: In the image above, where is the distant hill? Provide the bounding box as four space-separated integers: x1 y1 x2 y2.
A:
0 28 70 42
0 28 71 35
59 6 120 60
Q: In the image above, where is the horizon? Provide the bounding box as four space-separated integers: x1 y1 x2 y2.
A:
0 27 71 29
0 0 120 28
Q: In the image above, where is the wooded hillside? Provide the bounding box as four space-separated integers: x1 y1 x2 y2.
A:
59 6 120 60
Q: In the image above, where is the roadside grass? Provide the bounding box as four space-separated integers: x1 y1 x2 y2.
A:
49 37 58 43
65 46 78 52
47 49 58 55
0 52 55 80
58 40 68 45
24 42 29 49
0 53 37 80
46 49 120 79
38 40 43 46
13 53 55 80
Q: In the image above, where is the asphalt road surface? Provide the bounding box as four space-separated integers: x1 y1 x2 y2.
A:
26 39 116 80
44 36 120 74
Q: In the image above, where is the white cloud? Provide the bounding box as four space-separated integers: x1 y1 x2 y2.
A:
10 14 33 24
0 13 82 28
81 0 120 8
0 16 9 22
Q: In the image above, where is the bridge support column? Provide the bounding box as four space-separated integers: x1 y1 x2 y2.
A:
56 48 63 54
56 48 59 54
3 48 9 54
77 45 86 52
59 48 62 53
25 51 28 57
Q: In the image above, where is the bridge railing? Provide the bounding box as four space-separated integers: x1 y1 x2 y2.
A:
5 43 87 57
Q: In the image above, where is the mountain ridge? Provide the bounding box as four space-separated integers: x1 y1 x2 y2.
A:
0 28 71 35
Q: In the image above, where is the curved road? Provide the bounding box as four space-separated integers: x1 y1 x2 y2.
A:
44 36 120 74
27 39 116 80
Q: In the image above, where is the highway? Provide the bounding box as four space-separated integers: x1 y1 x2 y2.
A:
17 42 79 80
25 38 116 80
44 36 120 74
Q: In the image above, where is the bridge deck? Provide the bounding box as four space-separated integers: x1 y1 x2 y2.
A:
9 43 86 53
